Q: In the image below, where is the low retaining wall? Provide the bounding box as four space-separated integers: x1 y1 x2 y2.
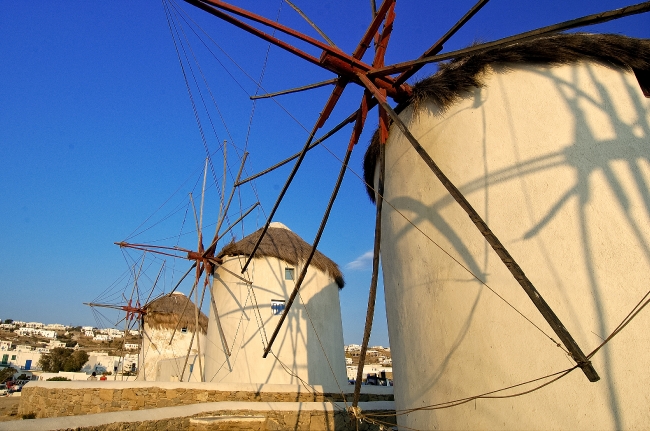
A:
3 401 396 431
18 381 393 419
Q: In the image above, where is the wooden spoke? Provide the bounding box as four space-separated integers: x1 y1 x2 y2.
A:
262 92 372 358
372 1 650 78
240 80 348 274
249 78 339 100
352 127 386 407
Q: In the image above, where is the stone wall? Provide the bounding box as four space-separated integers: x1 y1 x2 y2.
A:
18 381 393 419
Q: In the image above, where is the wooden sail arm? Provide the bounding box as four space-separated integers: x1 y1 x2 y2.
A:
115 242 193 258
183 0 411 100
203 202 260 259
262 92 372 358
371 1 650 79
84 302 147 316
205 153 249 258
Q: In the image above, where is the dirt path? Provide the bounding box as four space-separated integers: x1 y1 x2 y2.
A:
0 396 20 422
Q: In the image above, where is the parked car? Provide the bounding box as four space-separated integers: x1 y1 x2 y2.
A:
0 384 8 396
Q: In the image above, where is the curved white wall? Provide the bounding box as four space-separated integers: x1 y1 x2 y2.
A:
378 62 650 430
140 325 205 382
204 254 347 391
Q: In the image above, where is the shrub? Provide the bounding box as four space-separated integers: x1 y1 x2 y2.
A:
46 376 71 381
0 367 16 383
39 348 89 372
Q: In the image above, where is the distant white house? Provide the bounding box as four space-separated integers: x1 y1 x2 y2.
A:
25 322 43 329
121 354 139 374
44 323 67 331
84 330 94 337
1 349 42 371
12 321 26 327
0 323 15 330
93 334 111 342
14 327 56 339
37 330 57 339
345 364 392 381
102 328 124 338
345 357 353 365
16 328 35 337
345 344 361 352
48 340 66 349
82 352 121 375
16 345 33 352
81 326 94 332
0 340 11 351
128 329 140 336
124 343 139 350
35 347 50 353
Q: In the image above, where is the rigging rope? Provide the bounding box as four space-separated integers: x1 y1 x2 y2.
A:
164 1 269 256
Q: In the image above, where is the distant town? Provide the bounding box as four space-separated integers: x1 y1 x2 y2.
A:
0 318 392 385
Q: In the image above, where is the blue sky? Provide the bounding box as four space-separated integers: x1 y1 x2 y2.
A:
1 1 648 347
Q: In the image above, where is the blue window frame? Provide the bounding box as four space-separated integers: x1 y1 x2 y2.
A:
271 300 286 315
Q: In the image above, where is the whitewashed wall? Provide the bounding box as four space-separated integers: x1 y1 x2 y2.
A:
377 62 650 430
140 324 206 382
204 252 347 390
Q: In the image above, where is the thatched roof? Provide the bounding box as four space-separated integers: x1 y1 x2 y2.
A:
363 33 650 201
144 292 208 334
218 223 345 288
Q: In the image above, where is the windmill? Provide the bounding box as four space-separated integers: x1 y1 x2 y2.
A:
114 153 259 381
160 0 650 429
85 254 165 379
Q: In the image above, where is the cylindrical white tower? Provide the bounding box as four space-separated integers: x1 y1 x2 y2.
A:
141 292 207 382
203 222 348 390
365 34 650 430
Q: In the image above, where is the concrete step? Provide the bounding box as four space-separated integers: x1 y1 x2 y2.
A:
190 415 266 430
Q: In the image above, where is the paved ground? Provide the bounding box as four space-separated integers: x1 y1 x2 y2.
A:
0 396 20 422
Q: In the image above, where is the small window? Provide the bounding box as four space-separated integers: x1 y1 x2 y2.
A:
11 355 16 360
285 267 294 280
271 299 286 315
181 327 188 333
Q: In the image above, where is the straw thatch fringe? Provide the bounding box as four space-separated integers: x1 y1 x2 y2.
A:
218 226 345 288
363 33 650 202
145 293 208 334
